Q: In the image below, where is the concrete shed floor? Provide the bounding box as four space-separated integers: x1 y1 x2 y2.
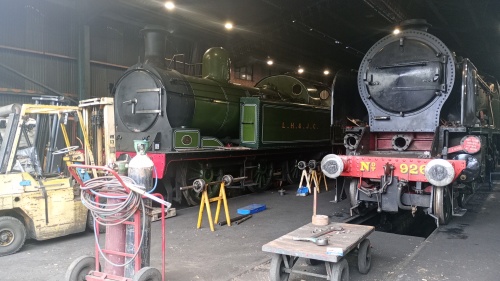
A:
0 181 498 281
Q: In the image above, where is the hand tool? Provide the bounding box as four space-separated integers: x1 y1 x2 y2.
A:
292 237 329 246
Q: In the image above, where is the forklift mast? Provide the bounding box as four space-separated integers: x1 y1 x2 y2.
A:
0 104 22 173
0 102 95 176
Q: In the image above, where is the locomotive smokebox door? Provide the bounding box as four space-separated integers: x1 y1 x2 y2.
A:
115 70 162 132
358 19 456 132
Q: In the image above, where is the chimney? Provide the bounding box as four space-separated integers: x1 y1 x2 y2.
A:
140 25 168 67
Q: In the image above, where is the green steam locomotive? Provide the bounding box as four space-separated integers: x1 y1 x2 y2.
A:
114 26 333 205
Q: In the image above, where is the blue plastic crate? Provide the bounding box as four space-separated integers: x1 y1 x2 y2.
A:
237 204 266 215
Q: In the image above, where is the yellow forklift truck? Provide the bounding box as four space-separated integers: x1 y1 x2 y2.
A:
0 103 97 256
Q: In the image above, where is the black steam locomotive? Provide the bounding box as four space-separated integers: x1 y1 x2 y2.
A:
321 20 500 225
114 26 334 205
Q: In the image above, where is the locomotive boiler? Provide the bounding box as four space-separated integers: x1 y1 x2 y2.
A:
114 26 332 205
321 19 500 225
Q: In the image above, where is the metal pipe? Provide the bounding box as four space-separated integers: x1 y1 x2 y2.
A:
0 44 75 61
218 214 249 226
0 62 76 104
45 114 60 172
180 176 246 191
330 71 340 132
443 130 449 159
0 44 128 69
397 182 412 210
0 104 21 117
234 215 252 225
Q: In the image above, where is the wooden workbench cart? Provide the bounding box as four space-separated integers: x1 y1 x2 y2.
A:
262 222 375 281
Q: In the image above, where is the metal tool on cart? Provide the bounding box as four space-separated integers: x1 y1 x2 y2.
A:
65 164 171 281
292 225 345 246
180 175 245 231
262 222 374 281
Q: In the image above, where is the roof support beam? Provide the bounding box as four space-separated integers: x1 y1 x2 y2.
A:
363 0 406 23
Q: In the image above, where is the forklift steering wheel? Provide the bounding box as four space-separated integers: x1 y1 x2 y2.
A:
52 146 79 155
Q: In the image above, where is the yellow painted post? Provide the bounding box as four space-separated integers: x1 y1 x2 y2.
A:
214 182 223 224
210 182 231 226
197 181 231 231
221 183 230 226
318 170 328 191
197 191 205 228
310 170 320 193
204 191 215 231
197 189 215 231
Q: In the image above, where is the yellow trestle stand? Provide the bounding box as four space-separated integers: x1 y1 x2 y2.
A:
197 181 230 232
298 169 311 193
180 175 245 232
310 169 328 193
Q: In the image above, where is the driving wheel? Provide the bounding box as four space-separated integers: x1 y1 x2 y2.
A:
433 185 452 225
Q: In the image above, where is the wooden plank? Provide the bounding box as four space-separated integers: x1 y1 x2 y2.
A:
262 222 374 263
151 207 176 221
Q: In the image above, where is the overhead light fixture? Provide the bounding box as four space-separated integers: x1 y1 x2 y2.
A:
298 66 304 74
324 70 330 75
266 57 273 65
224 22 233 30
393 28 400 35
164 1 175 10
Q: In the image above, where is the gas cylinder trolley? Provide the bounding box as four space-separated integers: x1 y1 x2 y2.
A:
65 164 171 281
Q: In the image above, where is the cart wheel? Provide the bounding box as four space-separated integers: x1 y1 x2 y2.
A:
0 216 26 257
329 259 349 281
270 254 290 281
305 258 321 266
132 267 162 281
64 255 95 281
357 239 372 274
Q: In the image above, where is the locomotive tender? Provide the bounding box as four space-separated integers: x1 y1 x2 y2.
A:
321 19 500 225
114 26 332 205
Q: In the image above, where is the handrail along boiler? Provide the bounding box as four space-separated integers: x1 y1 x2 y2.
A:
321 19 500 225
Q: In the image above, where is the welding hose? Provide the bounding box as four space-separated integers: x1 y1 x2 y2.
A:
81 175 147 267
148 165 158 194
82 176 143 225
86 164 158 196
